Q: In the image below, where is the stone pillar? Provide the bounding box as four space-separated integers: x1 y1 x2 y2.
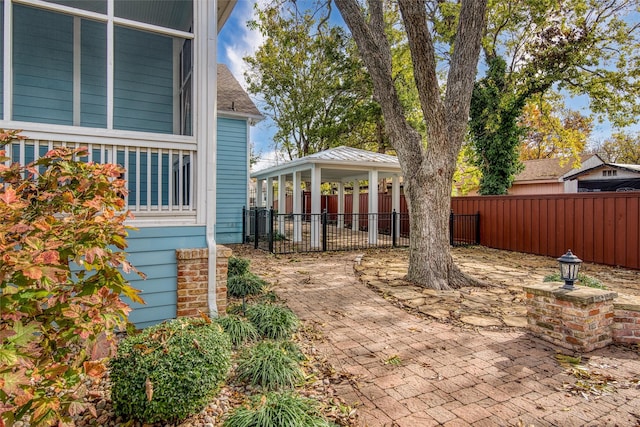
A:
524 283 617 352
176 246 231 318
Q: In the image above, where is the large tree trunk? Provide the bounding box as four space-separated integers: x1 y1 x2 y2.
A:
335 0 487 289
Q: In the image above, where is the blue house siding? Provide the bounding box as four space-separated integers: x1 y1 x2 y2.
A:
114 27 173 134
216 117 247 244
124 225 206 328
13 5 73 125
81 20 107 128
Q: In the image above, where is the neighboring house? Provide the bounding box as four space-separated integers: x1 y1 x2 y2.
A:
507 155 599 195
563 161 640 192
506 154 640 195
0 0 259 327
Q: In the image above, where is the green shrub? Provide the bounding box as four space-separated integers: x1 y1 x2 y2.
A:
227 302 245 315
278 339 306 362
236 341 304 390
216 314 259 346
259 290 279 304
110 318 232 424
0 139 143 426
246 303 300 340
228 272 266 298
543 272 605 289
228 256 251 278
223 391 333 427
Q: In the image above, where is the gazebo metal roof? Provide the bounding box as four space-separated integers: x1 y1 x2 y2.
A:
251 146 402 182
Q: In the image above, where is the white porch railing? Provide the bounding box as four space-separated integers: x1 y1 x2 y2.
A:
3 138 196 220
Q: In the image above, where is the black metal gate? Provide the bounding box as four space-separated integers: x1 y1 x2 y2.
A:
243 207 479 254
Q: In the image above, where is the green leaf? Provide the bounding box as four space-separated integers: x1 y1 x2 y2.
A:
7 321 38 347
0 347 19 365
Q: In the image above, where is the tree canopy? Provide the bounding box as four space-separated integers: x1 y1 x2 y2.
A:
469 0 640 194
244 1 381 159
590 132 640 164
519 94 592 161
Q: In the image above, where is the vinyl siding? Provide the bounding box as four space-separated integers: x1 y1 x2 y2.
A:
13 5 73 125
216 117 247 244
0 1 3 118
81 19 107 128
114 27 173 134
124 225 206 328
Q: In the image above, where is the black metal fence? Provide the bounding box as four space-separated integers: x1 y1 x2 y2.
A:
243 207 479 254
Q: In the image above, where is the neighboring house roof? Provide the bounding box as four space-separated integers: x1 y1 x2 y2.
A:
514 155 595 183
217 64 263 121
563 162 640 180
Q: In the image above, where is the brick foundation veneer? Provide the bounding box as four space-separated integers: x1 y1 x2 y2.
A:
524 283 617 352
175 245 231 318
612 295 640 345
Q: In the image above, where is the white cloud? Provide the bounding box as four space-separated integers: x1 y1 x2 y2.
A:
252 149 286 173
222 0 266 90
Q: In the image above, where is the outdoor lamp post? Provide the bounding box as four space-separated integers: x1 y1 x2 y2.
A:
558 249 582 290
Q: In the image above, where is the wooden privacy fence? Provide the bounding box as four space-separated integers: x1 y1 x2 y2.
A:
451 193 640 270
271 191 639 269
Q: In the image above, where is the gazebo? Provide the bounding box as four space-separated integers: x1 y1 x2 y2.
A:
250 146 404 248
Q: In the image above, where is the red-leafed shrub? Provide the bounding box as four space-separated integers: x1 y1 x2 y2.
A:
0 130 144 426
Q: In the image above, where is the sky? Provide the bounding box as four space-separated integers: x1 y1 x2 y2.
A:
218 1 639 171
217 0 277 171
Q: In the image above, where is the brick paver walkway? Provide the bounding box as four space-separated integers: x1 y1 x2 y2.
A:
251 250 640 427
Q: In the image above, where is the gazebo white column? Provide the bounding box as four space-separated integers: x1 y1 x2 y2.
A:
368 170 378 244
337 181 344 228
352 180 360 231
292 171 302 242
392 174 401 239
310 165 322 248
256 179 264 207
266 177 274 209
277 174 286 235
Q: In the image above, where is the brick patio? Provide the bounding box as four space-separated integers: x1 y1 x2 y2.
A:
247 250 640 426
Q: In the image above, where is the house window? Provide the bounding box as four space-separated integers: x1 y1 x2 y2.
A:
602 170 617 177
2 0 194 135
180 38 192 136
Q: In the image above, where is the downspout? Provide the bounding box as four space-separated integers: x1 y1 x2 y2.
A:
198 0 218 317
207 0 218 317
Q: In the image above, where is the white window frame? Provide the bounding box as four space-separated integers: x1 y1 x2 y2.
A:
2 0 194 135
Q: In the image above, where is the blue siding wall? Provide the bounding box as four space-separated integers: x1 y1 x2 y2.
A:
216 117 248 244
81 20 107 128
114 27 173 134
0 1 3 118
124 226 206 329
13 6 73 125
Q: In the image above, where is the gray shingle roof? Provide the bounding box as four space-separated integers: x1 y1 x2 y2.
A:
217 64 262 119
515 155 593 182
